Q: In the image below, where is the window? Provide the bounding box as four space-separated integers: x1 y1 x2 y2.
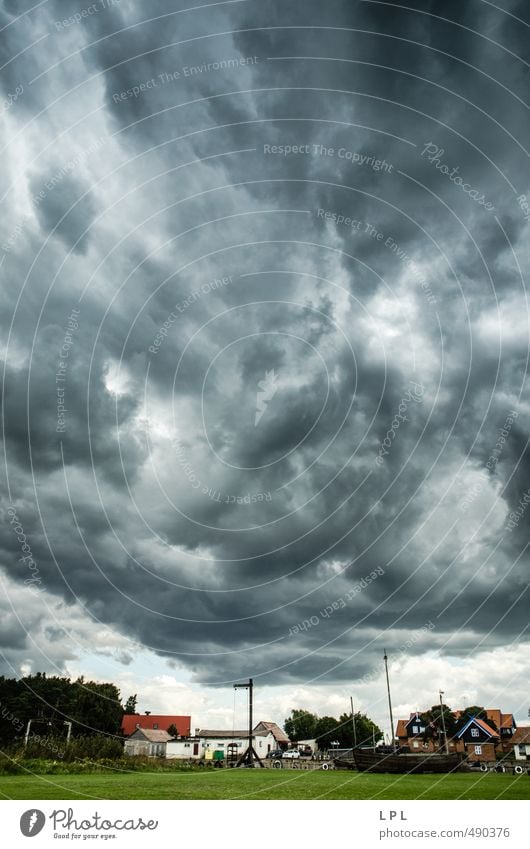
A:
412 725 419 734
471 728 479 738
413 741 419 748
419 726 425 734
153 723 158 729
474 745 482 755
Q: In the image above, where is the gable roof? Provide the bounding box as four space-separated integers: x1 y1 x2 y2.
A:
128 728 173 743
455 716 499 740
253 721 289 743
121 714 191 737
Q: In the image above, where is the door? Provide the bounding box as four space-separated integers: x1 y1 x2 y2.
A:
193 743 199 756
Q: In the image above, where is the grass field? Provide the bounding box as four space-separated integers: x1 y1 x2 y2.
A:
1 769 529 800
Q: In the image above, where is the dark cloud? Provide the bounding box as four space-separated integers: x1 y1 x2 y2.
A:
0 0 529 693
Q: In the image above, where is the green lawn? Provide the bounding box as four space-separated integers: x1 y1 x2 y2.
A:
1 769 529 800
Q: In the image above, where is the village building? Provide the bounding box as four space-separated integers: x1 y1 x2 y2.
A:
121 712 191 737
395 708 517 762
123 728 173 757
512 727 530 762
122 718 287 760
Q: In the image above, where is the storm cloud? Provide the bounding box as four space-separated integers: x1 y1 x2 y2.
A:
0 0 528 721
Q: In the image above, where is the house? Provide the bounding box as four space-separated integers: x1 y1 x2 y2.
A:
166 723 281 760
253 721 289 749
395 708 517 762
165 737 201 759
454 710 516 753
512 727 530 761
396 713 438 753
121 713 191 738
452 716 499 762
123 728 173 757
195 726 277 757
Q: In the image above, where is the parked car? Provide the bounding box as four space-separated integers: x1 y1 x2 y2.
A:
282 749 300 759
266 749 284 759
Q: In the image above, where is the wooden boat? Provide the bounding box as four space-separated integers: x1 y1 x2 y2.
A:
335 748 464 774
336 651 465 774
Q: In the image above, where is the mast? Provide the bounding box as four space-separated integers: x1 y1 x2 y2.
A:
439 690 449 754
350 696 357 751
383 649 396 751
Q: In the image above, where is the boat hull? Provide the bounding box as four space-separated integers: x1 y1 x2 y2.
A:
335 750 465 774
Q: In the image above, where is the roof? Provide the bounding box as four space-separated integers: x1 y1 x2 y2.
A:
127 728 173 743
196 728 270 739
396 719 408 738
196 729 248 739
512 727 530 745
253 721 289 743
499 713 515 730
453 709 515 730
455 716 499 740
121 714 191 737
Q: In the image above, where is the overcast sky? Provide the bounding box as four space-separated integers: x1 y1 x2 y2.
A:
1 0 529 737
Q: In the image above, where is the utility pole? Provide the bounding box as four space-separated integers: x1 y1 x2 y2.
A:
234 678 255 767
439 690 449 754
350 696 357 752
383 650 396 751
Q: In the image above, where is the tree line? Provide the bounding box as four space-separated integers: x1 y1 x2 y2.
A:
284 708 383 749
0 672 138 746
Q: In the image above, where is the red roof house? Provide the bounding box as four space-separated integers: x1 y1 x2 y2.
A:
121 714 191 737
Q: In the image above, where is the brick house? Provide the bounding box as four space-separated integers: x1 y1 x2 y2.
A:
452 716 499 762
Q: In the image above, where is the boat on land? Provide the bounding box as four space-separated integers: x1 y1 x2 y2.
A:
335 748 464 774
336 650 467 774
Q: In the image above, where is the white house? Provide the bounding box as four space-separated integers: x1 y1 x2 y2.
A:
512 727 530 761
165 737 201 759
166 724 280 760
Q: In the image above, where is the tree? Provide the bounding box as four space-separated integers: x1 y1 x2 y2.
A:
0 673 124 745
456 706 496 732
284 709 318 742
314 716 340 750
166 724 178 738
337 712 383 749
123 695 138 715
420 704 458 748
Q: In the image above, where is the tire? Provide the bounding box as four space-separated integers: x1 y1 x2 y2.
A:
514 765 523 775
321 762 329 770
272 760 282 769
480 764 488 772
